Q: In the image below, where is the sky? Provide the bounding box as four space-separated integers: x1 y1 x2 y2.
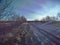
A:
10 0 60 20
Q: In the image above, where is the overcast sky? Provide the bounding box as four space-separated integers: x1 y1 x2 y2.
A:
11 0 60 20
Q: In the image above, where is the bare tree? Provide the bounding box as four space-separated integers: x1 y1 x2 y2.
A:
7 14 27 24
41 16 58 21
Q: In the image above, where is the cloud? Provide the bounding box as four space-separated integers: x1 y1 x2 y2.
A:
11 0 60 20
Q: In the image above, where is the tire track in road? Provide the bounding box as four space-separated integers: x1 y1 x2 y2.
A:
30 23 60 45
30 24 55 45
